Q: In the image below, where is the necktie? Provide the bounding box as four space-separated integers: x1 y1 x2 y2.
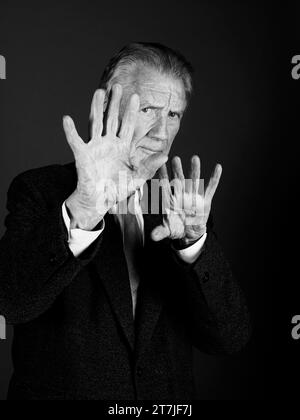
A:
122 194 144 319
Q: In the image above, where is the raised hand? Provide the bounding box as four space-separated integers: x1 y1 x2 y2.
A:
151 156 222 246
63 84 168 230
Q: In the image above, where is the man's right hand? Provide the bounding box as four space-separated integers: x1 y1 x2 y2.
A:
63 84 168 231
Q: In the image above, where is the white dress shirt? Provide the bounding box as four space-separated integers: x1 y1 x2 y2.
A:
62 190 207 318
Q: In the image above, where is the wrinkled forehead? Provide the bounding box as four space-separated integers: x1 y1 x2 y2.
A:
122 65 187 110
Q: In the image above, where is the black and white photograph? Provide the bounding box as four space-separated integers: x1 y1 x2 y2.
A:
0 0 293 404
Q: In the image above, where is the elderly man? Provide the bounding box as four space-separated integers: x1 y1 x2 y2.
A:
0 42 251 400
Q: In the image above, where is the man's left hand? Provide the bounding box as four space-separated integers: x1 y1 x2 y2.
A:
151 155 222 247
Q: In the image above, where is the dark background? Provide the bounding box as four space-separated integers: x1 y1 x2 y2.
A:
0 0 280 400
283 3 300 400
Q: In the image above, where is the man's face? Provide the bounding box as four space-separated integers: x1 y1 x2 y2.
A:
119 65 187 165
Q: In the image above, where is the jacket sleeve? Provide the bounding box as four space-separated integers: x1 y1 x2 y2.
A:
0 172 104 325
170 229 252 355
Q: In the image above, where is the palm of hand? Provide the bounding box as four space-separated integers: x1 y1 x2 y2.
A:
151 157 222 243
63 86 167 213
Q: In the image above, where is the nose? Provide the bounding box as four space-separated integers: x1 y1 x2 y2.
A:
149 116 168 142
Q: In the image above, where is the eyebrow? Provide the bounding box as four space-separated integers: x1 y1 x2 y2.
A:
140 101 185 116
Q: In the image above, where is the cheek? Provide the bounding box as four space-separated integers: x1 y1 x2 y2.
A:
164 124 180 150
170 123 180 135
133 116 154 138
168 123 180 140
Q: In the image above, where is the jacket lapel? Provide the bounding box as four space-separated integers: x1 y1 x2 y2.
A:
134 205 164 360
91 212 136 352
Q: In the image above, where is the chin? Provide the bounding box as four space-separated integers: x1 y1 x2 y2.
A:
130 147 168 179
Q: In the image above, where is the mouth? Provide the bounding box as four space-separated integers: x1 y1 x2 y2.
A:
136 137 167 154
138 144 166 153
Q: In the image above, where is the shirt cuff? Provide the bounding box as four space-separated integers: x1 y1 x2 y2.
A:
62 201 105 258
175 233 207 264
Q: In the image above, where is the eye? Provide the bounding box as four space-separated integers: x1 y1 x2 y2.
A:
141 107 152 114
169 111 180 119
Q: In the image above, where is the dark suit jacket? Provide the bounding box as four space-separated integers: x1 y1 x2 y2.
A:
0 162 251 400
